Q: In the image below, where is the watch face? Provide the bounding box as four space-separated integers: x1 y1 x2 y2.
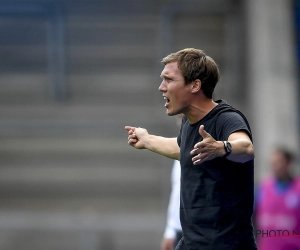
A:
225 141 232 153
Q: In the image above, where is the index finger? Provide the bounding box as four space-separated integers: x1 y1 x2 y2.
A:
125 126 135 132
194 141 203 149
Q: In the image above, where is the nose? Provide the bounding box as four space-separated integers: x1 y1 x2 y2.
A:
158 80 166 92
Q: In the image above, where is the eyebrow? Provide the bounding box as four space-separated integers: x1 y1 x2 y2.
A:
160 73 171 78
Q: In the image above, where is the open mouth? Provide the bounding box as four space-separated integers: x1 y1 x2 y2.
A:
163 96 170 106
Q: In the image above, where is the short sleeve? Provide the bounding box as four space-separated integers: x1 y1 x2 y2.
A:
216 112 252 141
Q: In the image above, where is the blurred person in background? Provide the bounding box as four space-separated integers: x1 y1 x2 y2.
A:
125 48 257 250
255 147 300 250
161 115 183 250
161 159 182 250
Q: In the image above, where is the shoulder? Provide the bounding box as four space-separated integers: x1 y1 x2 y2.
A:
259 177 275 189
256 178 274 201
293 177 300 189
215 111 251 140
217 111 246 122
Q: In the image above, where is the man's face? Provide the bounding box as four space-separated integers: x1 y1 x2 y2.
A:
159 62 191 116
270 150 290 179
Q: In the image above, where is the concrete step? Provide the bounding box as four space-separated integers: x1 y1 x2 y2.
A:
0 210 166 250
0 196 165 214
0 71 163 105
0 103 178 137
0 136 173 197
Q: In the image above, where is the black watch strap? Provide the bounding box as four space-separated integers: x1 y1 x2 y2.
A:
223 141 232 158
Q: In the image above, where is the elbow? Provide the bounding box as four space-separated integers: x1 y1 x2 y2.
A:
173 152 180 161
249 144 255 160
242 144 255 163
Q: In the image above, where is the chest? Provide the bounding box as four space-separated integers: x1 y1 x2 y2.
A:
260 183 300 212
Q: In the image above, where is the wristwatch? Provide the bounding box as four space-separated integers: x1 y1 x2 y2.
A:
223 141 232 158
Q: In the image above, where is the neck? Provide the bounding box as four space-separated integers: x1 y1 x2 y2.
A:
276 174 293 184
185 99 217 124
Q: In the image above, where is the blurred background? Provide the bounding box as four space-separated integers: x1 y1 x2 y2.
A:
0 0 299 249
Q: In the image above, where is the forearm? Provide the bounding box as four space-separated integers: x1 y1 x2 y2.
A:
226 138 254 163
191 128 254 165
145 135 180 160
125 126 180 160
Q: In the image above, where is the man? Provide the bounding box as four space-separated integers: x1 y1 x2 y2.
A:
255 147 300 250
125 48 257 249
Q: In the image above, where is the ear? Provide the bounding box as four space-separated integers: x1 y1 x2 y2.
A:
191 79 201 93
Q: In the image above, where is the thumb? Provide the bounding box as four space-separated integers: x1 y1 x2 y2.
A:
199 125 210 138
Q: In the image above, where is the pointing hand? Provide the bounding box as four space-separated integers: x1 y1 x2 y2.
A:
125 126 148 149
